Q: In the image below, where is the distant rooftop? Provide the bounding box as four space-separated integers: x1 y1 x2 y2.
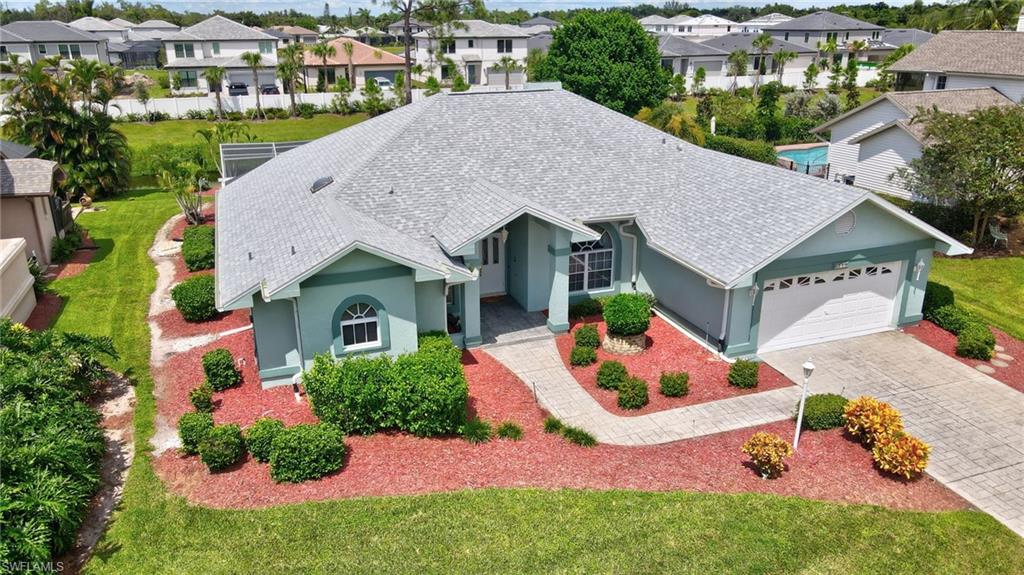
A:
413 19 530 39
888 30 1024 78
167 15 276 42
0 20 103 43
771 11 883 31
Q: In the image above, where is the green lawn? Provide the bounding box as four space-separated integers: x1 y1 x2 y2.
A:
116 114 369 149
930 256 1024 340
47 193 1024 574
131 68 171 98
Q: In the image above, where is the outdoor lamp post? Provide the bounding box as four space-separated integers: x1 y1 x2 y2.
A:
793 358 815 451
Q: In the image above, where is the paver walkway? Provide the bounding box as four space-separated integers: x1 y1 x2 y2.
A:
480 299 552 347
485 337 801 445
762 331 1024 537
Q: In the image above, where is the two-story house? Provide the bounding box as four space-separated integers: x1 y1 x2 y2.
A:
739 13 793 33
0 20 109 66
413 20 529 87
268 25 319 44
68 17 129 42
302 37 406 88
387 18 431 38
888 30 1024 103
676 15 737 37
162 15 280 95
699 32 817 87
765 11 884 66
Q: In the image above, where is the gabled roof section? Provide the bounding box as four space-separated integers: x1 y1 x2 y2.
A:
134 19 178 30
771 10 883 31
432 179 599 254
166 15 273 41
0 20 103 43
0 159 59 197
687 15 737 26
69 16 122 32
812 87 1017 133
109 18 136 28
659 34 728 57
521 16 558 26
880 28 933 47
303 38 405 67
742 13 794 26
413 19 530 39
639 15 672 25
0 140 35 159
887 31 1024 78
270 24 318 36
699 32 816 54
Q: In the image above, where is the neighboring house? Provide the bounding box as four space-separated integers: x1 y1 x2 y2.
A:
812 88 1017 198
527 31 553 54
215 87 969 388
657 34 729 81
127 19 180 42
0 238 37 324
699 32 816 86
740 13 794 32
519 16 558 31
107 39 161 68
162 15 280 94
765 11 884 65
69 16 128 42
302 37 406 88
0 20 109 65
109 17 137 29
387 18 431 38
0 157 69 267
639 15 674 34
675 15 737 37
413 20 529 86
269 25 319 44
1019 7 1024 32
888 30 1024 103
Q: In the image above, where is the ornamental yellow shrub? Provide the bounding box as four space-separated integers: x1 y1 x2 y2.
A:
872 432 931 479
741 432 793 479
843 396 903 445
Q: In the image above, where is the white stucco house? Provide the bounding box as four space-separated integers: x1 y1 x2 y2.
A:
675 15 737 38
68 16 129 42
765 11 884 66
739 13 794 33
0 20 109 65
812 89 1017 198
413 20 529 86
162 15 280 95
658 32 815 90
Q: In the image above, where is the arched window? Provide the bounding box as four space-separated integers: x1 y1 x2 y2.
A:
569 231 613 293
340 302 379 349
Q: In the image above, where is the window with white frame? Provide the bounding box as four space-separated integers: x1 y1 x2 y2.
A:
38 44 47 54
569 232 613 293
212 41 220 55
497 39 512 53
58 44 82 59
177 70 198 88
259 41 274 54
340 302 379 349
174 43 194 58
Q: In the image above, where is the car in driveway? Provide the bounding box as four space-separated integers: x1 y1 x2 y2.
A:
227 83 248 96
260 85 280 95
371 78 394 90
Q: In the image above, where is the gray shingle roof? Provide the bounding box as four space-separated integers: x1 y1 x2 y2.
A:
698 32 816 54
0 159 58 197
167 15 276 41
880 28 933 47
0 140 35 159
134 19 179 30
69 16 122 32
658 34 727 58
521 16 558 27
218 88 910 308
887 31 1024 78
413 20 530 39
770 11 883 31
0 20 103 43
109 18 136 28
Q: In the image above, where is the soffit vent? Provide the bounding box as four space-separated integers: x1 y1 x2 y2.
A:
310 176 334 194
834 211 856 236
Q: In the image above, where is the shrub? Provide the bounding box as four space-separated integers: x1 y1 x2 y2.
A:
561 425 597 447
574 323 600 348
602 293 651 336
659 371 690 397
188 382 214 412
843 396 903 445
570 345 597 366
727 359 759 389
202 348 241 391
244 417 285 463
269 423 346 483
178 411 214 455
799 393 847 430
617 376 649 410
496 421 523 440
198 423 245 471
956 323 995 360
171 274 216 321
51 232 83 263
741 432 792 479
929 304 977 334
182 225 215 271
871 431 931 479
462 418 493 443
543 416 563 433
704 134 777 165
596 360 628 390
922 282 955 317
568 298 603 319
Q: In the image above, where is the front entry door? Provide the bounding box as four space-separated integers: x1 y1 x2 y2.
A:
479 233 505 296
467 63 479 85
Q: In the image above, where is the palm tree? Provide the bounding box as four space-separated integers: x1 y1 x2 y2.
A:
240 51 264 119
816 37 841 93
341 41 355 89
311 40 336 91
726 49 748 95
773 49 797 83
203 66 226 119
635 102 705 146
68 58 103 109
93 64 123 115
492 55 519 90
751 32 773 98
277 44 305 116
956 0 1020 29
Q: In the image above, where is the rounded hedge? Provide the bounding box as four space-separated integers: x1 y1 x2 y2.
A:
178 411 214 455
799 393 847 430
929 304 976 334
617 376 649 410
602 293 651 336
596 360 628 390
659 371 690 397
198 424 245 471
269 423 346 483
569 345 597 366
244 417 285 463
922 281 954 317
188 382 214 412
574 324 600 349
727 359 759 389
956 323 995 360
171 274 216 322
181 225 215 272
202 348 241 391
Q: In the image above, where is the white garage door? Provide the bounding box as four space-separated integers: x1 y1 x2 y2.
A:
757 261 902 352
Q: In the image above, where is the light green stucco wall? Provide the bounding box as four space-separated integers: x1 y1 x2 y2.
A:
778 202 929 261
415 279 447 333
251 298 301 384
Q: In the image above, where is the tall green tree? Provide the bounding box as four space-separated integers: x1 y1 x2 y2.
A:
896 105 1024 246
277 43 305 116
311 39 337 92
240 51 265 119
203 66 226 119
773 48 797 83
492 55 520 90
726 49 748 95
539 10 667 116
635 102 705 146
955 0 1021 29
751 32 773 98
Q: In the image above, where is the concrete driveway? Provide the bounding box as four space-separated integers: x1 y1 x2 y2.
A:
762 331 1024 537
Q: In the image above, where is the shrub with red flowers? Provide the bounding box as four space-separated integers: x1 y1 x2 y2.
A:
872 431 931 479
741 432 792 479
843 396 903 446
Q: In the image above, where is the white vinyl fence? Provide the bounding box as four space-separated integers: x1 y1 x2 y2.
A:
103 90 393 119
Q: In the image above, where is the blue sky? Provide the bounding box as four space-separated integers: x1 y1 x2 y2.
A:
5 0 919 14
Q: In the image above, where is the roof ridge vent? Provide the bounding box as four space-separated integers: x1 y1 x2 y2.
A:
310 176 334 194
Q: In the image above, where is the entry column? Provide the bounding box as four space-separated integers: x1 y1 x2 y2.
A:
547 227 570 333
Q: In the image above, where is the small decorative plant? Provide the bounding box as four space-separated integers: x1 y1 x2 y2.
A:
799 394 847 430
269 423 346 483
171 274 216 322
202 348 241 391
596 360 628 390
570 345 597 366
178 411 213 455
560 425 597 447
727 359 759 389
843 396 903 446
461 418 493 444
188 382 214 412
574 324 600 348
872 431 931 479
602 293 651 336
543 416 563 434
659 371 689 397
244 417 285 463
617 376 649 410
198 423 245 471
741 432 792 479
496 421 524 440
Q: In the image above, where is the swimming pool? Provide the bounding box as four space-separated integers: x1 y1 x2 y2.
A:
777 145 829 166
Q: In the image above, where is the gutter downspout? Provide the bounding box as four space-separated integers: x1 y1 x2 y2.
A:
617 221 639 289
718 288 731 358
290 297 305 402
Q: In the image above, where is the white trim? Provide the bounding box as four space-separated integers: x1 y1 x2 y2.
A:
568 232 614 294
339 302 381 349
442 205 600 255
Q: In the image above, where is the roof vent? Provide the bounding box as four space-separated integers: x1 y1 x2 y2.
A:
310 176 334 194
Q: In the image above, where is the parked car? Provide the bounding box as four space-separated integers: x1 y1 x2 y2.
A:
371 78 393 90
260 85 280 95
227 83 248 96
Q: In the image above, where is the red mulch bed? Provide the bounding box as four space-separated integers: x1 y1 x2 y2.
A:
904 321 1024 393
24 292 63 331
153 305 251 339
169 207 216 242
555 316 792 416
153 339 965 511
44 230 97 281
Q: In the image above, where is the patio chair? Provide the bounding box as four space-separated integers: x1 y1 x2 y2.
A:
989 223 1009 248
